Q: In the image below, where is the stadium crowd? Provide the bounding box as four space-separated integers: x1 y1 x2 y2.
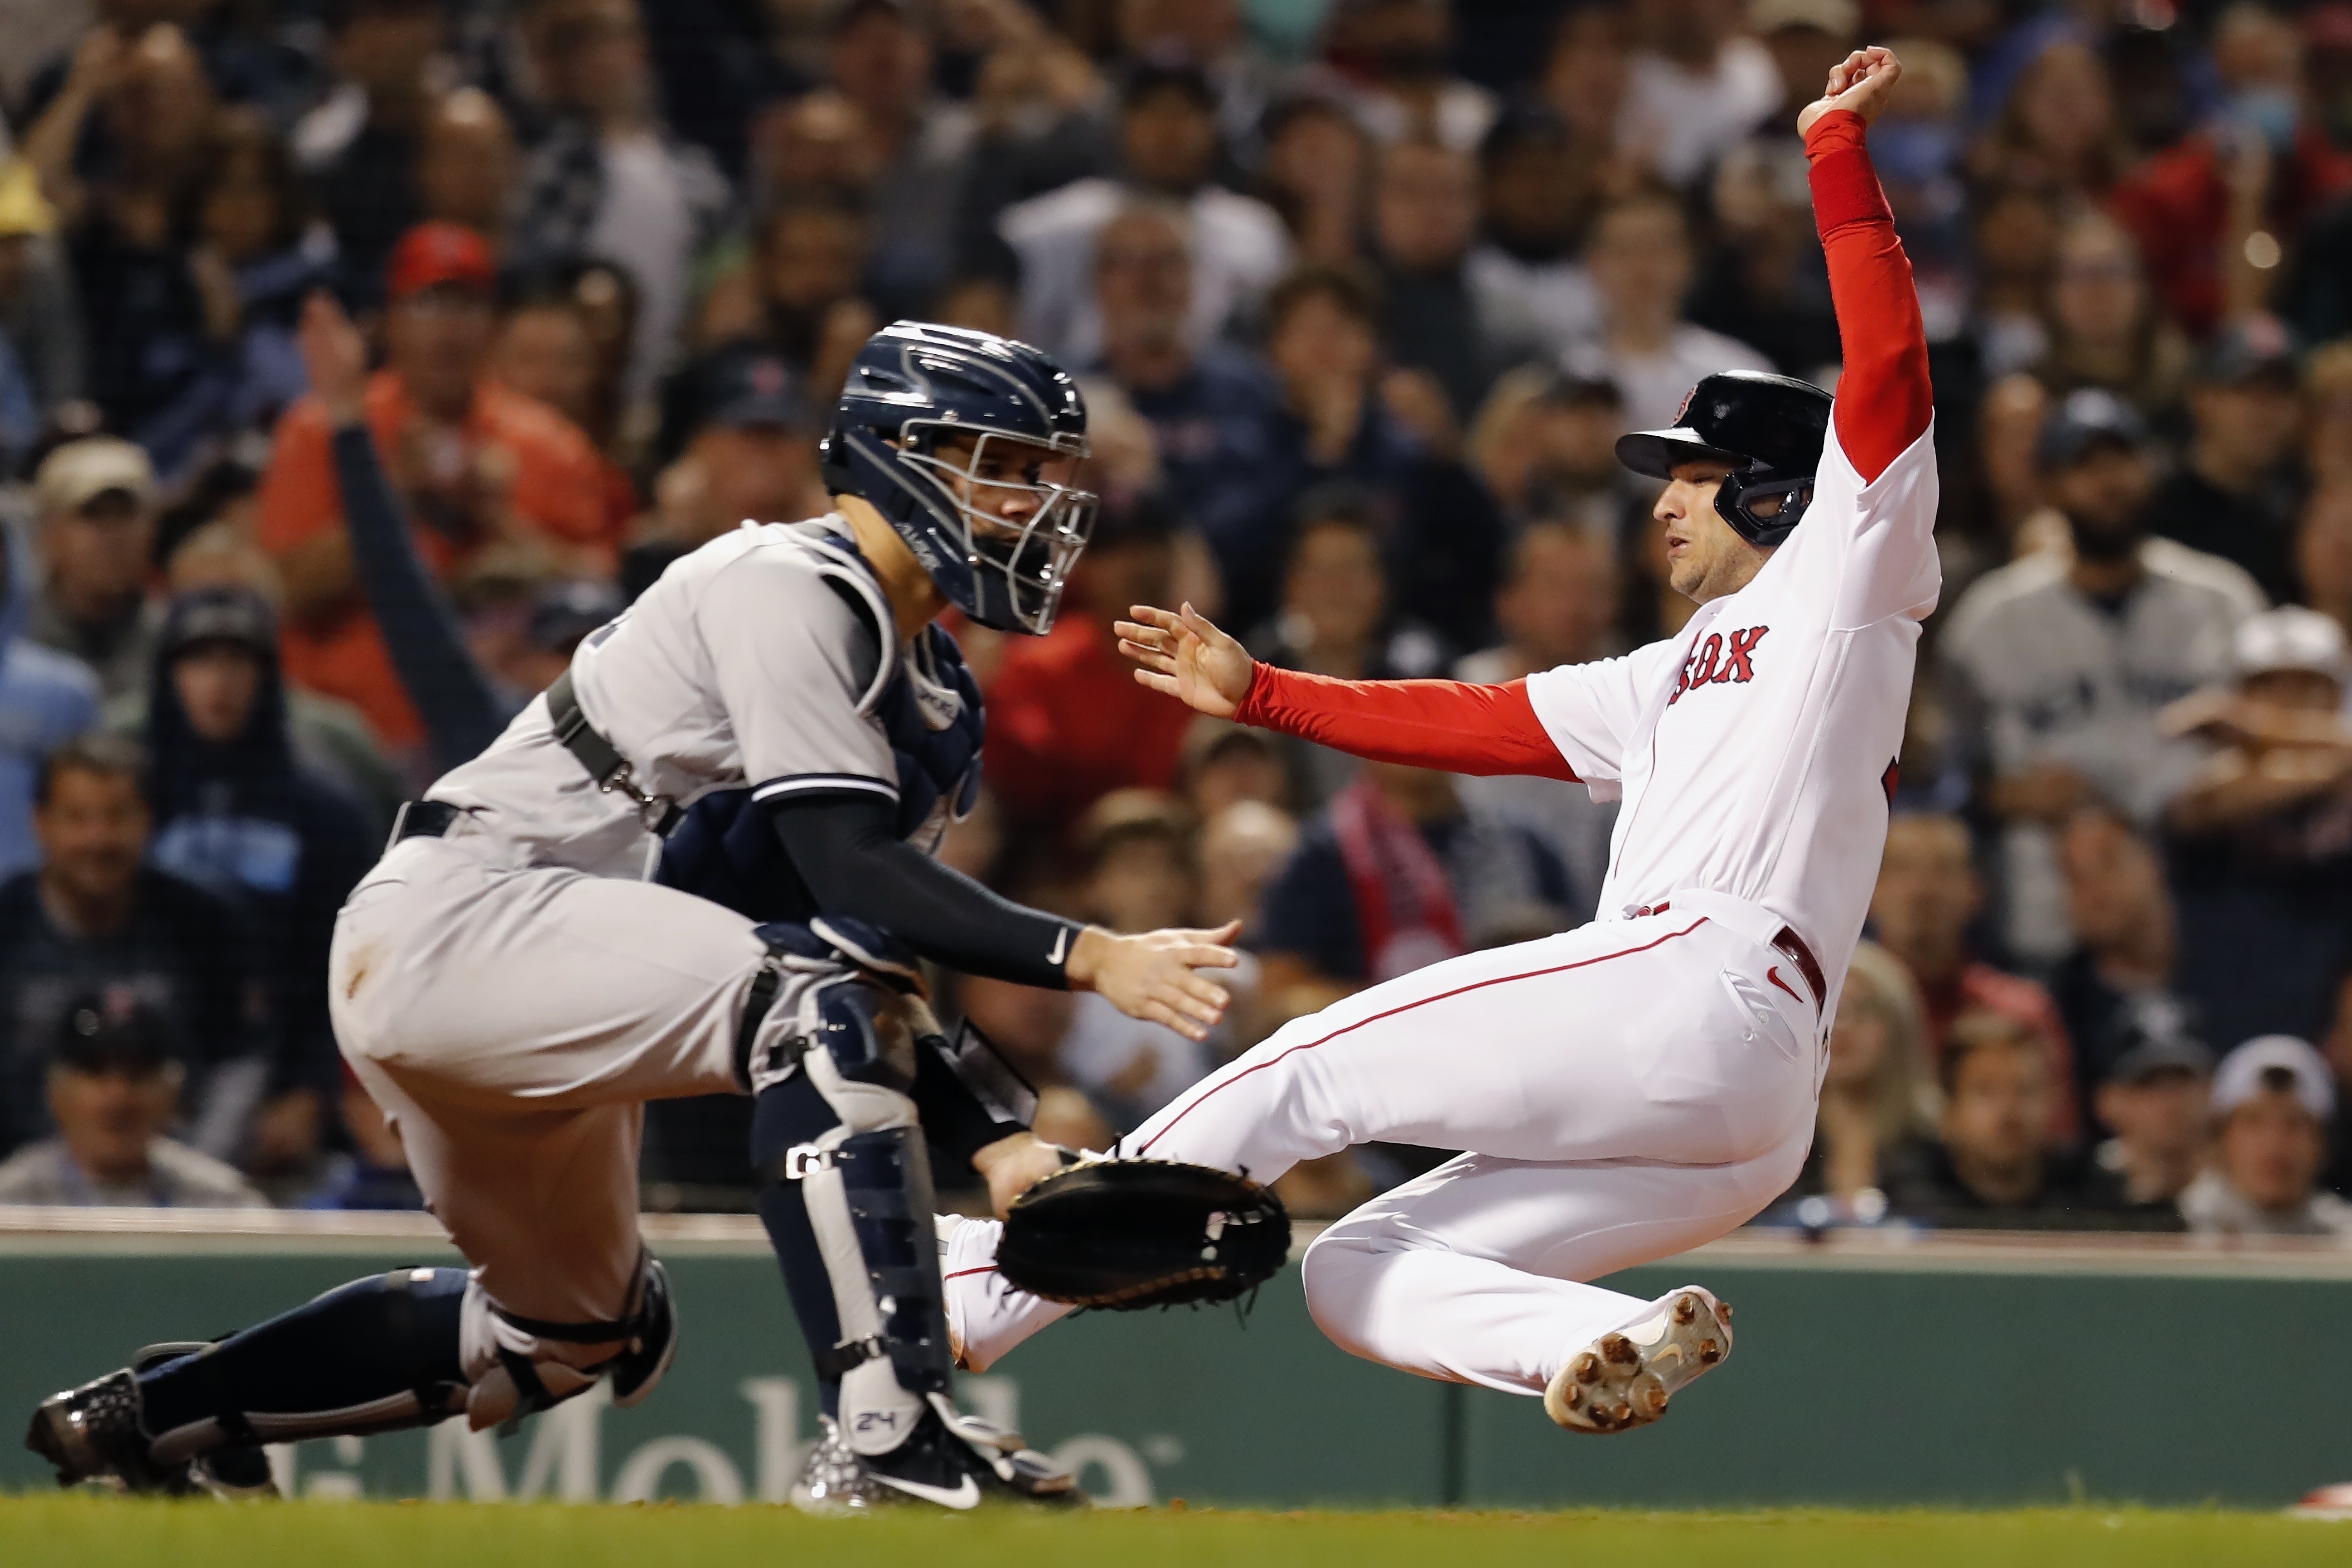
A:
1 0 2350 1238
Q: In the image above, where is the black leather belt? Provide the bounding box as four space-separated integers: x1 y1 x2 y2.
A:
388 798 461 848
1770 925 1827 1010
546 669 681 836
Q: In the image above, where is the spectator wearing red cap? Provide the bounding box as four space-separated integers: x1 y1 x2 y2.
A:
255 222 611 755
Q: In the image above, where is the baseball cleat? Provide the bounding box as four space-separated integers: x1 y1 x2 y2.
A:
1543 1286 1734 1435
25 1369 190 1494
792 1396 1082 1514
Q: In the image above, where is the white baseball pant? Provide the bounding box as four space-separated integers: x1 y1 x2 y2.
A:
946 892 1823 1396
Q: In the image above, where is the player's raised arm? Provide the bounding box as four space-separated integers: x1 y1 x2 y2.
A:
1117 602 1582 781
1799 47 1933 484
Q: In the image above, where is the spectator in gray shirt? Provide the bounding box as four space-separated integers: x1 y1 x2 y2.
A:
1942 389 2263 969
0 993 268 1209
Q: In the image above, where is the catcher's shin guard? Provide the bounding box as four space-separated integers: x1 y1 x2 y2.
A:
752 969 959 1456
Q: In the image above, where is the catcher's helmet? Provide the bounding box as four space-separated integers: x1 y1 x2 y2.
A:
821 320 1097 634
1615 370 1833 547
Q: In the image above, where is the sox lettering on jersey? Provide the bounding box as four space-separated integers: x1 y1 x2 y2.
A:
1669 626 1769 705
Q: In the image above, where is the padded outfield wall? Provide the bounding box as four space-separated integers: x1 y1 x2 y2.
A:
1 1211 2347 1508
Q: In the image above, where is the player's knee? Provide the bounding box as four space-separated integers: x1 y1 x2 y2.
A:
1298 1231 1383 1357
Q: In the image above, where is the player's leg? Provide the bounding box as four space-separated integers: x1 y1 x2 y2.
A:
945 908 1818 1371
743 937 1073 1511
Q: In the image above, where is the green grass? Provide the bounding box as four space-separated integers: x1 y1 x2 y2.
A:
1 1495 2344 1568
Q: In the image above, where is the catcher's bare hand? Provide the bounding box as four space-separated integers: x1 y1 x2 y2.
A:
971 1131 1069 1219
1116 602 1254 719
1797 46 1901 138
1067 921 1242 1041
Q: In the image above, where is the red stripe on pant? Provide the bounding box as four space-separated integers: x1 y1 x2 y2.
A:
1136 917 1713 1156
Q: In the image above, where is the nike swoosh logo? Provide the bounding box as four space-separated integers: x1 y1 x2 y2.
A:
873 1473 982 1509
1047 928 1069 965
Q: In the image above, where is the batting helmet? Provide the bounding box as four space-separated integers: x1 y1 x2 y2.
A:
1615 370 1833 547
821 320 1097 634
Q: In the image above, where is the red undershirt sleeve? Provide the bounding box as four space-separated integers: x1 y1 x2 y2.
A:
1233 664 1580 781
1806 109 1932 485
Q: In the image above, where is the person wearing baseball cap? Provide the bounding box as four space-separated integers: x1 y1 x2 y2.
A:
26 435 161 701
2144 314 2305 602
0 991 268 1209
255 232 612 756
2084 994 2212 1216
624 343 821 597
2177 1035 2352 1238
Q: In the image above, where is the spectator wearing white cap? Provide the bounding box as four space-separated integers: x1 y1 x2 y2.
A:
2162 606 2352 1047
2177 1035 2352 1240
25 435 163 703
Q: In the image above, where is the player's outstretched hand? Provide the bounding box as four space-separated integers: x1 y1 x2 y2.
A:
1067 921 1243 1042
1796 45 1901 138
1117 602 1254 719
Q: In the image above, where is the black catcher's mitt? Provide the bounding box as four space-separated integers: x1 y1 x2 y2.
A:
994 1160 1290 1310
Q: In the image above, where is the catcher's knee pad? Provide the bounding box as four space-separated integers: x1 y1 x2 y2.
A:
138 1265 471 1464
461 1252 679 1433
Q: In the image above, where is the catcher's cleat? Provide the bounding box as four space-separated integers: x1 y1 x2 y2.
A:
791 1397 1082 1514
26 1369 192 1494
1543 1286 1734 1435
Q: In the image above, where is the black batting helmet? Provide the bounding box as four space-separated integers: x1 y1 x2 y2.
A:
1615 371 1833 547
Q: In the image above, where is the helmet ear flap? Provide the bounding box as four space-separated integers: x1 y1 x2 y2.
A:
1714 473 1812 547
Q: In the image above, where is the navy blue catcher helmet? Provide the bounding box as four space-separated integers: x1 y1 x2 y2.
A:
821 320 1097 634
1615 370 1833 547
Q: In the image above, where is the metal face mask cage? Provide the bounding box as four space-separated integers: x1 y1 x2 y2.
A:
894 423 1097 635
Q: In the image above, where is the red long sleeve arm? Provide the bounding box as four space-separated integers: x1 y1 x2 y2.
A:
1806 110 1932 485
1233 664 1579 781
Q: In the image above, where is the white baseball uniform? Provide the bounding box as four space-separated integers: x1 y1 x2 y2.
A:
943 109 1940 1397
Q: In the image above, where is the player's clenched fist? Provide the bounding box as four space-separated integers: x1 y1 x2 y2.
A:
1066 921 1243 1042
1795 45 1901 138
1117 602 1255 718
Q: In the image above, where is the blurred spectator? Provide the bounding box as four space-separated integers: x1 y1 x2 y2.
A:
1869 813 2080 1139
0 159 86 429
689 195 875 412
141 586 374 1114
1242 268 1507 645
2307 345 2352 493
1086 204 1289 598
137 107 325 480
25 435 159 701
492 284 639 534
1464 101 1601 365
1000 60 1289 369
415 88 520 248
258 223 609 755
1887 1010 2102 1226
2084 998 2211 1215
1369 137 1501 420
1453 522 1622 921
2111 4 2352 340
1469 371 1640 539
2304 485 2352 642
2049 806 2179 1106
0 991 268 1209
291 0 451 309
983 489 1196 840
1562 189 1772 434
1199 797 1300 935
1969 371 2058 556
1117 0 1280 168
2143 317 2307 605
1055 792 1217 1128
2163 607 2352 1048
1942 390 2261 967
1255 86 1373 268
1 523 99 883
0 736 267 1163
1964 187 2060 383
303 1069 424 1211
24 23 219 444
1255 761 1572 1010
824 0 979 320
1179 720 1292 818
514 0 730 398
1967 42 2124 203
1618 0 1782 188
2179 1034 2352 1238
1326 0 1497 153
2029 210 2189 422
1780 940 1937 1211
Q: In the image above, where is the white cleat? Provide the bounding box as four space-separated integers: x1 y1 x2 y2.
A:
1543 1285 1734 1434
